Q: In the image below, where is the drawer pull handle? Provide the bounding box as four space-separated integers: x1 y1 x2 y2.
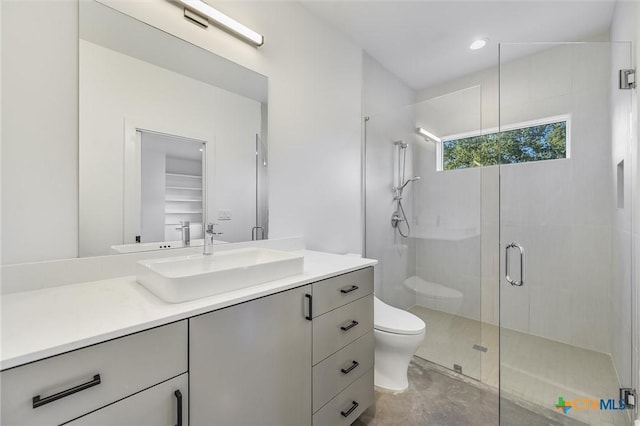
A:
340 320 359 331
340 285 359 294
305 293 313 320
341 360 360 375
32 374 101 409
341 400 359 418
174 390 183 426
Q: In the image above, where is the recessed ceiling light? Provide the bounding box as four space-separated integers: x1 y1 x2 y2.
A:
470 38 488 50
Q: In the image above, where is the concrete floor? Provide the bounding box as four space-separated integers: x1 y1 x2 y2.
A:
353 357 587 426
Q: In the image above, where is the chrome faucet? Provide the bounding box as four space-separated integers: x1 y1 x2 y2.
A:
204 223 222 255
176 221 191 246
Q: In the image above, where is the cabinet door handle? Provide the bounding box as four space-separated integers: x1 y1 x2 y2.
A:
340 285 359 294
174 390 183 426
340 360 360 375
305 294 313 320
340 400 359 418
340 320 359 331
32 374 101 409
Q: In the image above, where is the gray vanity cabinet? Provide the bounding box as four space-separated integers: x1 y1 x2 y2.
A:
189 284 313 425
310 267 374 426
66 374 188 426
0 321 188 426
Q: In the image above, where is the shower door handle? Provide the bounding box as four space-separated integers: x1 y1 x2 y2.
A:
505 242 525 287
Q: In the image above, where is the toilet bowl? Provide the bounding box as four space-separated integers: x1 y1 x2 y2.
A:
374 296 425 391
403 276 463 315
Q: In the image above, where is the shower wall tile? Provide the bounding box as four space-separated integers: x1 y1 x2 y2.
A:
456 273 481 321
528 225 573 286
530 284 572 344
570 293 610 353
498 55 530 110
571 225 611 296
500 277 531 334
526 94 571 124
571 43 610 94
500 160 572 227
481 274 499 326
571 158 612 227
530 44 572 102
570 88 612 161
610 228 633 382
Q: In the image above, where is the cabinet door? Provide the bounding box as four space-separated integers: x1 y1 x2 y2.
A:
190 285 312 426
1 321 187 426
67 374 187 426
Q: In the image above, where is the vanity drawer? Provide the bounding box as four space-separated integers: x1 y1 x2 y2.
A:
313 295 373 364
312 368 374 426
313 331 374 412
67 373 188 426
312 267 373 317
1 320 187 426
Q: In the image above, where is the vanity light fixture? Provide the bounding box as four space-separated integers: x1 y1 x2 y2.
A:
469 38 487 50
175 0 264 47
416 127 442 143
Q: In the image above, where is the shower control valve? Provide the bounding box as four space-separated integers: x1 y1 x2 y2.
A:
391 212 404 228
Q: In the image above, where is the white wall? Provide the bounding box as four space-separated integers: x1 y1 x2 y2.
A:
1 1 78 264
98 0 364 256
362 53 416 309
79 39 260 256
1 0 364 264
610 0 639 402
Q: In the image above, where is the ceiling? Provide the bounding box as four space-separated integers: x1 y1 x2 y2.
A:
301 1 617 91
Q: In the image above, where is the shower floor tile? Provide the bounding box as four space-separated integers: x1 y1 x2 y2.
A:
408 306 631 426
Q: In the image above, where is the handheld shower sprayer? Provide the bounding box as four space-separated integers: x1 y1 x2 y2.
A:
398 176 421 191
391 140 420 238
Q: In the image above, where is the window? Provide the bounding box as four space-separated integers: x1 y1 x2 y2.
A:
441 117 569 171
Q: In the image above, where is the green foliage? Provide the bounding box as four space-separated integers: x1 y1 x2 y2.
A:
443 121 567 170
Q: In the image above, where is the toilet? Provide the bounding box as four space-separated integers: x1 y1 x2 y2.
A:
373 296 426 391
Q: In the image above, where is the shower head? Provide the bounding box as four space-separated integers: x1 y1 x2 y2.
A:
398 176 421 190
394 140 408 148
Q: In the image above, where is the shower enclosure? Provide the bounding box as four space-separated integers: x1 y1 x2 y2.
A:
364 41 635 425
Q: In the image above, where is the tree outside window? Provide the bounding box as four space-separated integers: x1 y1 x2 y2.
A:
442 120 567 170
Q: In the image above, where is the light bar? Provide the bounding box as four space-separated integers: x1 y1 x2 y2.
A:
416 127 442 143
176 0 264 47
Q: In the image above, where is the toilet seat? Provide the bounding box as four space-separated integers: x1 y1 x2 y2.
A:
374 296 425 335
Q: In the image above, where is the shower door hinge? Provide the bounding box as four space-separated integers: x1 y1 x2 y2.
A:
620 388 636 410
619 69 636 89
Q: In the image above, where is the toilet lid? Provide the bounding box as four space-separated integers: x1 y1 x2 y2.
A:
374 297 425 335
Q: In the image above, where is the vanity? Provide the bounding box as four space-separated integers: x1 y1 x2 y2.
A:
2 1 375 424
1 246 376 426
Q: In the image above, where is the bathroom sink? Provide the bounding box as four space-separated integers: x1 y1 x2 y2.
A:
136 248 304 303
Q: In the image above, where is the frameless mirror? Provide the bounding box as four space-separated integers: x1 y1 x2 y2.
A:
79 1 268 257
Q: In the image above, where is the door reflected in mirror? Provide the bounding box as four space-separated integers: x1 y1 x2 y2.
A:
111 130 207 254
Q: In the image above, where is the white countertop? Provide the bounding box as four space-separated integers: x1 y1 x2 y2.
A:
1 250 376 370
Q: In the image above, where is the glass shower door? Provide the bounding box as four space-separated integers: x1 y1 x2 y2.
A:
498 42 634 426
